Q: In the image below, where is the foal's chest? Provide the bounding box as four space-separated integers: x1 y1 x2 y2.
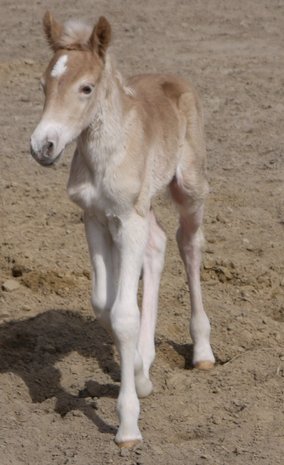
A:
67 149 140 218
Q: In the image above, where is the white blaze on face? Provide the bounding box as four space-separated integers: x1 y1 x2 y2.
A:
51 54 68 78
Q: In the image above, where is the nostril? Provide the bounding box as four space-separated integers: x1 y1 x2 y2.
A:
42 140 55 157
47 141 54 152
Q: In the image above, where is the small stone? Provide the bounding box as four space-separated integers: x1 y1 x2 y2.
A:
205 247 214 254
216 214 227 224
203 257 216 270
24 59 35 65
2 279 20 292
71 410 84 418
240 291 250 302
119 448 130 457
22 305 32 312
134 445 143 455
207 237 216 244
82 269 91 280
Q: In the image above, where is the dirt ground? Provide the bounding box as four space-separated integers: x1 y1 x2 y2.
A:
0 0 283 464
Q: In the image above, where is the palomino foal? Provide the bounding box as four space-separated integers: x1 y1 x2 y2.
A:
30 12 215 447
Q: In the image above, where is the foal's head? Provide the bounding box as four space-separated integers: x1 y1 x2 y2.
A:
30 12 111 166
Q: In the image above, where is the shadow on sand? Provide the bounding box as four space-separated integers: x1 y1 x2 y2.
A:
0 309 199 435
0 309 120 434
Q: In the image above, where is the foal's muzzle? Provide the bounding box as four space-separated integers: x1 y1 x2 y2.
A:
30 137 63 167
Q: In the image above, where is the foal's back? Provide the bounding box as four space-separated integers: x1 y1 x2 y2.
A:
128 73 194 106
128 73 197 134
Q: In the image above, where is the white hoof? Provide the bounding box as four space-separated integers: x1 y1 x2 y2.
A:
193 343 215 369
115 428 142 448
194 360 215 370
115 437 142 449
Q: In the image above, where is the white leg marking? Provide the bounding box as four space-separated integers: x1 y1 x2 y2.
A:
110 212 149 446
177 207 215 368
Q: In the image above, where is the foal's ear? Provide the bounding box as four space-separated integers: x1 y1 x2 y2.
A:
43 11 63 51
89 16 111 59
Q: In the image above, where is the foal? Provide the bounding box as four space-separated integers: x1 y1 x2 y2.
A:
30 12 215 447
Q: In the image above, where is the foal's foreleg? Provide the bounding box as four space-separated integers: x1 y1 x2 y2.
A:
176 206 215 369
136 211 166 394
110 212 149 447
84 214 117 331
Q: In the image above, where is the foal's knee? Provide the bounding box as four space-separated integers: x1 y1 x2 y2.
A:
111 300 140 343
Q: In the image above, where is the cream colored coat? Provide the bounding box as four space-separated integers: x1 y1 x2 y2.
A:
30 12 215 448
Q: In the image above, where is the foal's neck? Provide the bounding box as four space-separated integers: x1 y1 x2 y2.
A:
79 59 131 163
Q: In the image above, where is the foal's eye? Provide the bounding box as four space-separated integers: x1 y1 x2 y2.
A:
80 85 94 95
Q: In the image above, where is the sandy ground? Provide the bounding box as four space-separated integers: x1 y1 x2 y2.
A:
0 1 283 464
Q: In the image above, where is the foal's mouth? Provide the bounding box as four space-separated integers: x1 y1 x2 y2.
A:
30 147 64 167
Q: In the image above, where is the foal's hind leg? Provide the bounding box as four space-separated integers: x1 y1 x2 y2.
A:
135 210 166 396
170 179 215 369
